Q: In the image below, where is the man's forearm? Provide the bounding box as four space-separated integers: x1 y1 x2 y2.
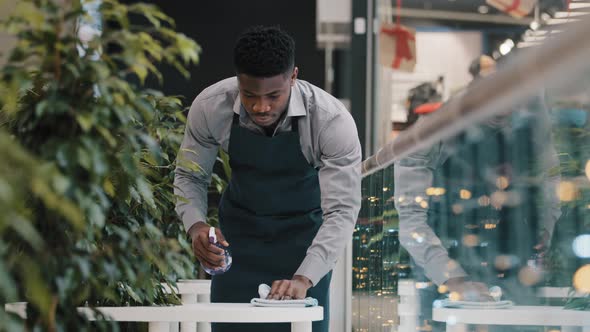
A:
174 167 210 232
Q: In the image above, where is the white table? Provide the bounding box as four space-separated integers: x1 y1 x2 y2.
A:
433 305 590 332
6 302 323 332
81 303 323 332
8 280 324 332
538 287 587 299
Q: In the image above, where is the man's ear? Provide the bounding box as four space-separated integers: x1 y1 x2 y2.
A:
291 67 299 86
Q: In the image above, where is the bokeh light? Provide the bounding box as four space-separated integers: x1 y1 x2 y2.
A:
557 181 578 202
452 204 464 214
573 265 590 293
495 255 520 270
518 266 543 286
460 189 472 199
449 292 461 302
426 187 446 196
462 234 479 247
572 234 590 258
478 195 491 206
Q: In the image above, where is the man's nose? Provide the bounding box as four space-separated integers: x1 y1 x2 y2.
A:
252 99 271 113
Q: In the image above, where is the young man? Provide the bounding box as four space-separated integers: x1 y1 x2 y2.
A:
174 26 362 332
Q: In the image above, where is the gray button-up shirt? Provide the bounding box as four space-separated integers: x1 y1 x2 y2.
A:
174 77 362 285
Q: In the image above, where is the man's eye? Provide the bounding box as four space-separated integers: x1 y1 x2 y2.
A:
269 95 279 100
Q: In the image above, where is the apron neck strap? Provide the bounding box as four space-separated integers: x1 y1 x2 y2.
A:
291 116 299 132
232 113 240 128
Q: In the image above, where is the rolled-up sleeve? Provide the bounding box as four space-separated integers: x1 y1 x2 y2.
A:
394 144 468 286
295 111 362 286
174 96 219 233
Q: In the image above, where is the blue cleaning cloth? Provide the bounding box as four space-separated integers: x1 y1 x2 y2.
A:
250 284 318 307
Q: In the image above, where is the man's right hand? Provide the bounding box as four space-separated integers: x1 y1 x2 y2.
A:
443 277 493 302
187 222 230 270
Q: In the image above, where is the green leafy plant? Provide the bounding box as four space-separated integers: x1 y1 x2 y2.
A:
0 0 201 330
564 293 590 311
0 130 90 331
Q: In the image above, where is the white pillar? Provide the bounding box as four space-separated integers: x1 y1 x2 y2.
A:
148 322 170 332
446 323 467 332
291 321 312 332
196 294 211 332
180 294 197 332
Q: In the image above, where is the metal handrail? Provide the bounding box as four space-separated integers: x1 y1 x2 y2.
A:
361 17 590 177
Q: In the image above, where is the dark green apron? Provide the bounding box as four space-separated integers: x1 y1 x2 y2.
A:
211 113 331 332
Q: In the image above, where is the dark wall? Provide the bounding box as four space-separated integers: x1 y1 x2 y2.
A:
148 0 325 104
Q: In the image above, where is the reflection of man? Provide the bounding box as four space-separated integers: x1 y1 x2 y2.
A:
174 26 362 332
394 54 561 329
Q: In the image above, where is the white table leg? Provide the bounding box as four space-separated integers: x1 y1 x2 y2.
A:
181 294 198 332
197 294 211 332
446 323 467 332
148 322 170 332
291 321 312 332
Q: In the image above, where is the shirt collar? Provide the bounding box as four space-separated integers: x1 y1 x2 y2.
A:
232 82 307 118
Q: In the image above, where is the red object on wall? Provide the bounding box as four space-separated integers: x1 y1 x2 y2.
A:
486 0 537 18
380 25 416 69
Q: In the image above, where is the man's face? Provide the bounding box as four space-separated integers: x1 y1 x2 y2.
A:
237 67 298 128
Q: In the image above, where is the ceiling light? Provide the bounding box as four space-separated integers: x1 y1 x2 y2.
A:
530 21 540 30
499 39 514 55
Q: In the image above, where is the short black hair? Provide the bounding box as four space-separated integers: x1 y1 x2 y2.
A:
233 26 295 77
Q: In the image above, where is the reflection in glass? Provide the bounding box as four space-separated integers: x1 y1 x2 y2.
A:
353 52 590 332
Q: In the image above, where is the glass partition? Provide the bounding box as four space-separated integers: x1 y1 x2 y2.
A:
353 7 590 331
354 72 590 332
353 168 401 331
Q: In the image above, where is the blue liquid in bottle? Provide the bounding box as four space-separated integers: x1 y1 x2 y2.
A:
203 227 232 275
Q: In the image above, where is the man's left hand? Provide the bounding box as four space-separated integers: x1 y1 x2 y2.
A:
267 275 312 300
